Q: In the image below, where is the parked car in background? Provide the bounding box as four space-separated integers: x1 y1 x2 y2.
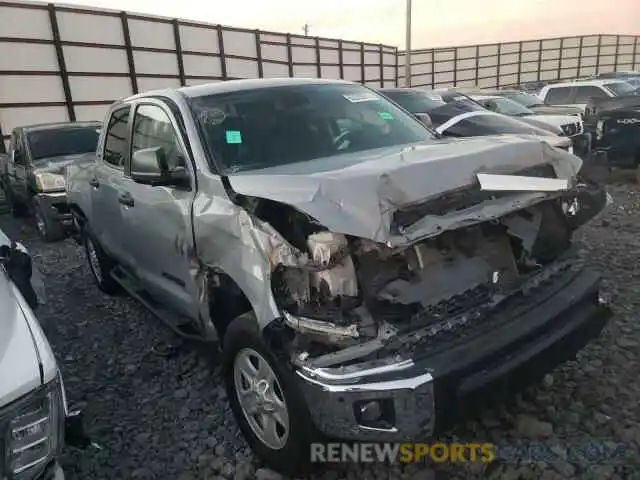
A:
2 122 101 241
489 89 583 115
583 94 640 170
67 78 610 475
469 94 591 158
538 79 637 112
379 87 575 153
0 227 77 479
581 71 640 88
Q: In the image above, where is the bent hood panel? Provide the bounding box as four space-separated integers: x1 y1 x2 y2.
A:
0 271 41 406
228 136 581 244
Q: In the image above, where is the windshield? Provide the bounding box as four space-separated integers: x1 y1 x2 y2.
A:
189 83 436 174
380 90 446 113
483 97 533 116
27 126 100 162
442 112 558 137
605 82 636 96
502 92 544 108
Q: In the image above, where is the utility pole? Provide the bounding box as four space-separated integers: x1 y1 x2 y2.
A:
302 23 310 36
404 0 412 86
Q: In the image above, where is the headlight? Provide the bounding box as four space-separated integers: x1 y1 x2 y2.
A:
34 173 65 193
1 377 64 479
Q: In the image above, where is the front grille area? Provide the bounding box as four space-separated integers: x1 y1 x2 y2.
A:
561 121 584 137
391 163 557 232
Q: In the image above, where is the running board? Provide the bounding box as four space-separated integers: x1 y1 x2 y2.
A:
110 266 216 343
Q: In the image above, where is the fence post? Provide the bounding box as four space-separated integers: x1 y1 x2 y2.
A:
286 33 293 77
516 41 523 86
338 40 344 79
536 40 542 82
379 44 385 87
595 34 602 74
47 3 75 121
255 30 263 78
0 122 5 154
315 37 322 77
632 36 638 70
474 45 479 86
577 36 584 78
172 19 186 86
395 47 399 87
613 35 620 72
452 47 457 86
120 11 138 94
216 25 227 80
557 37 564 81
496 43 501 88
360 43 365 84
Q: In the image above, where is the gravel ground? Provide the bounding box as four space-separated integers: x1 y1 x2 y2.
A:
2 182 639 480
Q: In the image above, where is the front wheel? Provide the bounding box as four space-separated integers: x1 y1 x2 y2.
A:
83 227 121 295
33 199 64 242
222 312 319 476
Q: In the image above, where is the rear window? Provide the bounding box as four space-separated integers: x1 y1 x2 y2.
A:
27 126 100 162
544 87 573 105
605 81 636 96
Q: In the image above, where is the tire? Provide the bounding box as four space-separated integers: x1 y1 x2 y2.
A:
222 312 319 476
33 199 64 242
83 226 121 295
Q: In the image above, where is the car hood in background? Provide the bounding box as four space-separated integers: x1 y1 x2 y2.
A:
516 116 564 135
228 135 581 245
529 105 584 115
524 114 581 129
33 152 97 175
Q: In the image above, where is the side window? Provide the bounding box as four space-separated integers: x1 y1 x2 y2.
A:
544 87 573 105
103 106 131 168
131 104 186 171
574 86 609 103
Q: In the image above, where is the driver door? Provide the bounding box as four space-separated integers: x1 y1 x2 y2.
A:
119 101 199 319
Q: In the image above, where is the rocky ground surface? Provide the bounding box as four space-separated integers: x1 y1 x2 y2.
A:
1 181 639 480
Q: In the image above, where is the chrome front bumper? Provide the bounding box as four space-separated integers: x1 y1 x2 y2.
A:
295 265 611 442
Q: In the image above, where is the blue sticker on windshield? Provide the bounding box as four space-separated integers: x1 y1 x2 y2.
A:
225 130 243 144
378 111 393 120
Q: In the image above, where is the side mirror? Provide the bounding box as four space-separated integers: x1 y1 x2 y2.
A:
130 146 190 188
414 112 433 128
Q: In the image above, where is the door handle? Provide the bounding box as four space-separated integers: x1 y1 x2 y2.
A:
117 192 134 207
89 177 100 188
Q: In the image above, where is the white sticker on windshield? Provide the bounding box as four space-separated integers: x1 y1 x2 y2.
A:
427 94 443 102
343 92 378 103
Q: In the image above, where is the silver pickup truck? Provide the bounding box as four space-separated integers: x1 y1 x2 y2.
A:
65 78 611 475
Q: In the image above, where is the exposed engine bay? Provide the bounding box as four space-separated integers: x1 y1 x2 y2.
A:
236 167 607 369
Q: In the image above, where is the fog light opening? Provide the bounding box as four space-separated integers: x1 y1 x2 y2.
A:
354 398 395 429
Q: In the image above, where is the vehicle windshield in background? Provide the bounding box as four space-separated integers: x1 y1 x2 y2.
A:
425 101 488 126
439 92 486 111
189 83 437 174
380 89 446 113
489 97 535 116
503 92 545 108
605 82 637 96
28 127 100 162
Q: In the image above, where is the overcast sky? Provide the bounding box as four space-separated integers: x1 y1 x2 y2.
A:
50 0 640 48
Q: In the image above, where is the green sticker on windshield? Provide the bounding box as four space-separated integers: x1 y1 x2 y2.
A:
378 111 394 120
225 130 243 144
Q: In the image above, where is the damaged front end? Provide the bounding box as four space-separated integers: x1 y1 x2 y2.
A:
243 158 610 440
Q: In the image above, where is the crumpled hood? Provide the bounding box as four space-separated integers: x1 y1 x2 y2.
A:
228 135 581 244
0 269 41 406
33 152 96 175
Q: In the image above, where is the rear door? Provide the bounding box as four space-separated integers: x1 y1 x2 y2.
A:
91 105 135 267
119 100 198 318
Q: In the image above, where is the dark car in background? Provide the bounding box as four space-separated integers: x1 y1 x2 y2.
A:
1 121 101 241
379 87 575 153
